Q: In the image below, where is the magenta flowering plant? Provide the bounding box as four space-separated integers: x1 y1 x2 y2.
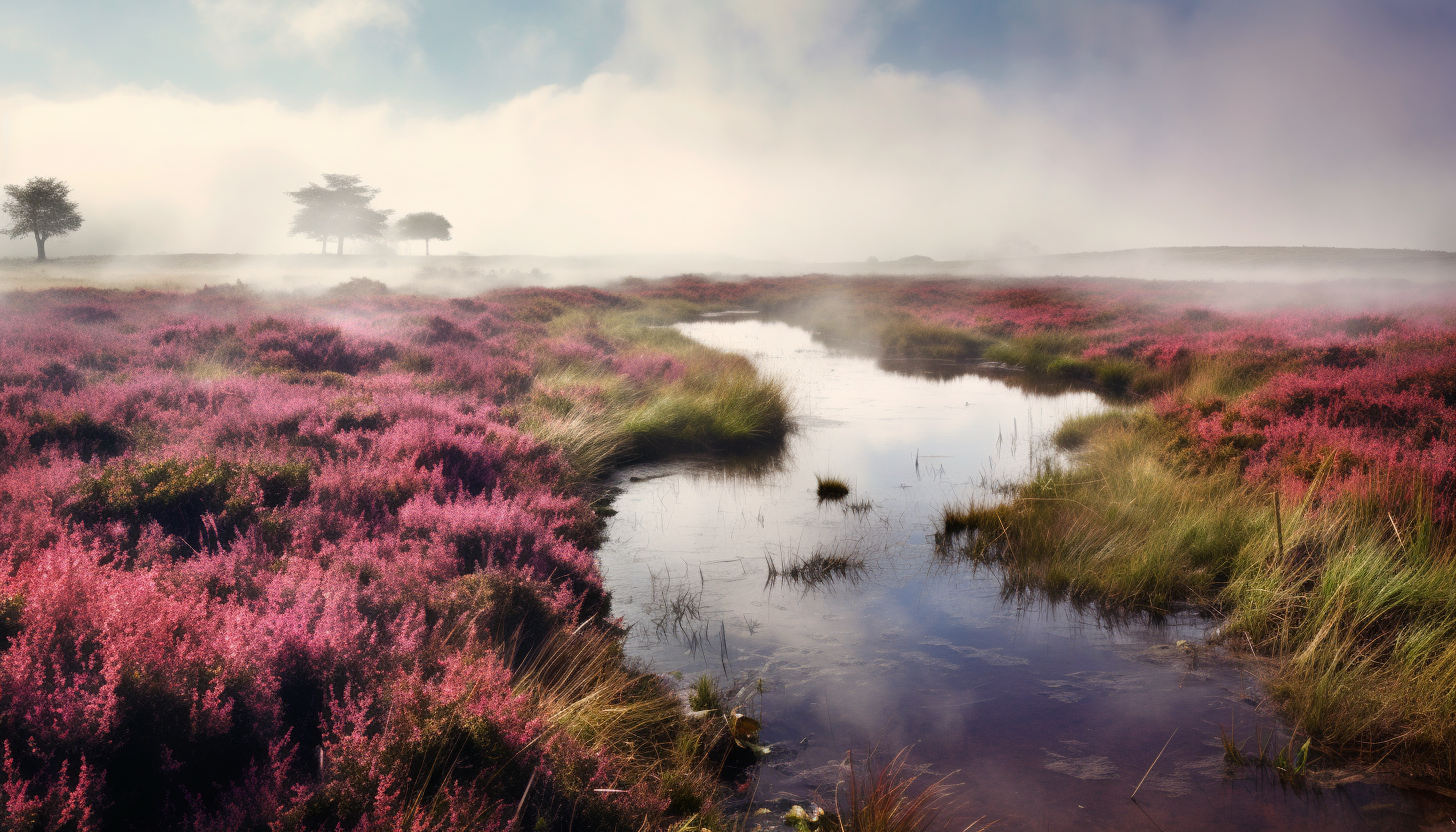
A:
0 284 743 831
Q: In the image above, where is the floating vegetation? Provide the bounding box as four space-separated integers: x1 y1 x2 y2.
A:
765 544 868 590
648 576 706 641
816 475 851 500
844 499 875 516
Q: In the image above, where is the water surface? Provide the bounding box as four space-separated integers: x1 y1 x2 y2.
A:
599 319 1453 831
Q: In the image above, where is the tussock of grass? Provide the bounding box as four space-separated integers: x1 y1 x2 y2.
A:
943 411 1456 781
982 332 1086 376
509 628 728 822
620 373 789 457
1050 409 1135 450
688 675 724 713
939 504 1003 536
766 545 867 589
834 748 984 832
816 475 851 500
881 318 992 362
519 316 791 480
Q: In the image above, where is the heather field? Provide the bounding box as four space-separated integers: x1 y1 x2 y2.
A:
6 271 1456 831
0 280 788 831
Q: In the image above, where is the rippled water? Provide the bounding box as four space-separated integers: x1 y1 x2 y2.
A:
598 318 1453 831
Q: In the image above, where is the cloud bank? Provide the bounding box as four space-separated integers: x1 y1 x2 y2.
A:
1 0 1452 261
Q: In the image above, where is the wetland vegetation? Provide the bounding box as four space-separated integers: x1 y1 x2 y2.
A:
0 282 787 831
613 273 1456 789
3 269 1455 830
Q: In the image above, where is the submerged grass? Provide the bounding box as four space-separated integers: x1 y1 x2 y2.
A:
765 545 868 590
941 409 1456 782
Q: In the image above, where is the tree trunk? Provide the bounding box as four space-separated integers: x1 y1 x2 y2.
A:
34 232 45 262
321 238 327 254
425 238 430 256
337 236 344 255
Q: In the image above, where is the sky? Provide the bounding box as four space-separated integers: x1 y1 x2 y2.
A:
1 0 1454 261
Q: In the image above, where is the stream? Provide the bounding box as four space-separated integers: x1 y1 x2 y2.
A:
598 318 1454 831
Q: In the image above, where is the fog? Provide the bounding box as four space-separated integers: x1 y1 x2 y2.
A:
1 0 1453 263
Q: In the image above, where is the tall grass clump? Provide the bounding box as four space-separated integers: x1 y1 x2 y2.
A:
880 318 992 362
944 410 1456 782
834 749 981 832
519 314 791 479
1050 409 1136 450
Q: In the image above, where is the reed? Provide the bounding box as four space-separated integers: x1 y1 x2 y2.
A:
834 748 984 832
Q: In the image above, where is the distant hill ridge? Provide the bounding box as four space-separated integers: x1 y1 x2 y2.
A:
857 246 1456 281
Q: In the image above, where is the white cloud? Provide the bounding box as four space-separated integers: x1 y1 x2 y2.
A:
190 0 414 55
1 0 1452 261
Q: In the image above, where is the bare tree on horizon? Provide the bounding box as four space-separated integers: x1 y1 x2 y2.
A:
287 174 392 255
3 177 84 262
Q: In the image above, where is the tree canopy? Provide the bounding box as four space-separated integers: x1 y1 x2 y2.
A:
287 174 392 255
395 212 452 255
3 177 84 261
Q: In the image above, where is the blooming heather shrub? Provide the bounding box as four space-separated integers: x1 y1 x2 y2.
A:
0 285 759 830
246 318 396 375
423 343 533 402
1161 341 1456 524
413 315 480 346
398 494 603 613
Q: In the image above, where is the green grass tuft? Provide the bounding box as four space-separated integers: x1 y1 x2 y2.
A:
688 675 724 713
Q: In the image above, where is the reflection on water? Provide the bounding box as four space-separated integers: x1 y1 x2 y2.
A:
598 319 1453 831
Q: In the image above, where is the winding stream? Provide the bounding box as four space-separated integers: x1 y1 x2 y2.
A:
598 318 1453 831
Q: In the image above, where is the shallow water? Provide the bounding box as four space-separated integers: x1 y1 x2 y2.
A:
598 319 1454 831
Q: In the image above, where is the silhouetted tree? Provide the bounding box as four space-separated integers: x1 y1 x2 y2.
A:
287 174 392 255
395 212 452 255
3 177 83 261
